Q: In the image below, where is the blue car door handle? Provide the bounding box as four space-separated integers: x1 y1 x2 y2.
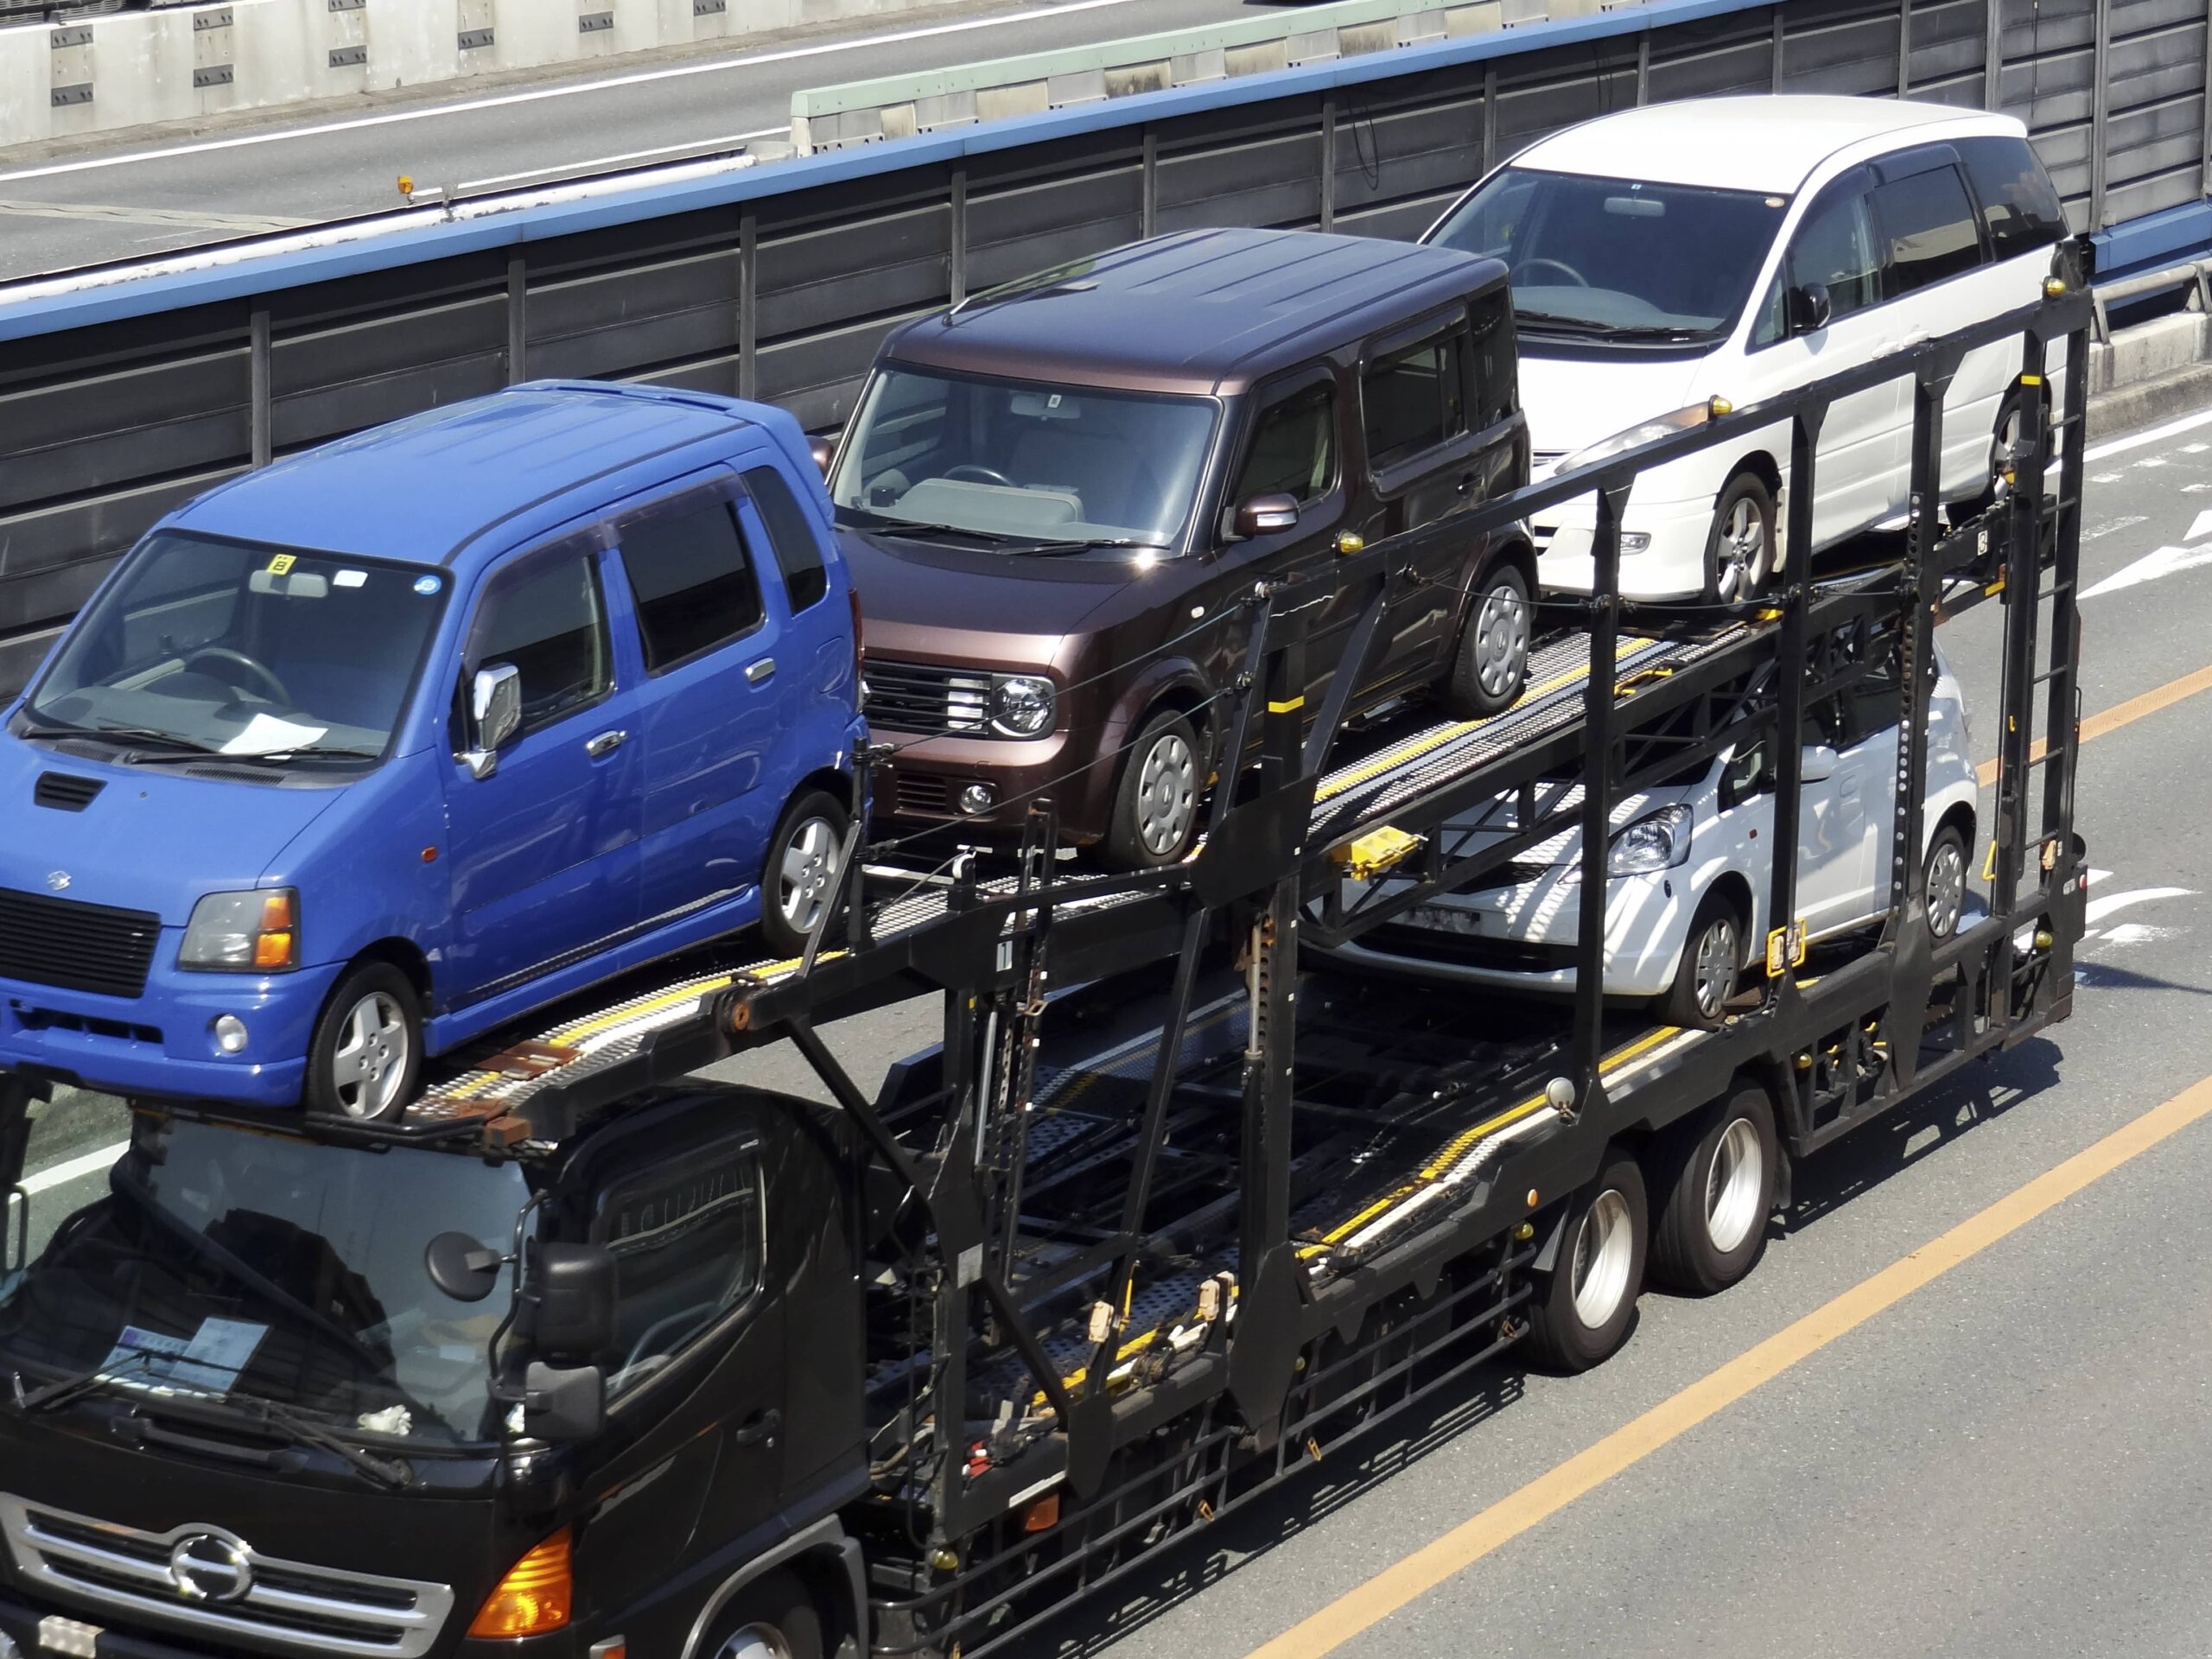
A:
746 658 776 685
584 728 628 759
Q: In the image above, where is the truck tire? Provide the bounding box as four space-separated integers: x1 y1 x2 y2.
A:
1657 893 1744 1030
1704 473 1776 604
304 961 422 1122
1523 1153 1647 1373
761 790 850 959
1439 563 1531 718
1104 709 1203 870
1649 1084 1778 1294
700 1568 823 1659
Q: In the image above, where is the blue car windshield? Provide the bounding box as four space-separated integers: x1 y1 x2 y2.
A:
1428 167 1787 342
27 533 448 762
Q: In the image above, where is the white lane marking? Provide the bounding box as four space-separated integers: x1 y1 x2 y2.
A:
2084 514 2148 539
0 198 312 232
2083 886 2194 927
21 1139 127 1196
2081 542 2212 599
2082 406 2212 463
2092 472 2125 483
2138 455 2170 468
459 126 788 192
2191 508 2212 542
2186 442 2210 454
2099 921 2177 946
0 0 1162 187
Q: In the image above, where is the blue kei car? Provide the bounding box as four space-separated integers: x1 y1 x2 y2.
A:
0 382 866 1120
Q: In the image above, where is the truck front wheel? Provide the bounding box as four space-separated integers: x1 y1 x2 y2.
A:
702 1568 823 1659
1523 1153 1647 1373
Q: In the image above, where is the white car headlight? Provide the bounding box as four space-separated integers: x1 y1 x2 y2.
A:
1607 804 1694 875
988 674 1055 738
1554 397 1729 477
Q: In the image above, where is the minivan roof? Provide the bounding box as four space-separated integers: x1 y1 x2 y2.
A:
169 383 758 569
881 229 1507 397
1512 94 2013 196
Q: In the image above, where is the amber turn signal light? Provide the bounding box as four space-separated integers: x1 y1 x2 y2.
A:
468 1530 573 1639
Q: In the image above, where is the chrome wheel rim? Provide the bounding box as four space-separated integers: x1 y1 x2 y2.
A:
1570 1188 1635 1329
715 1624 789 1659
1992 407 2023 489
1714 496 1767 602
1703 1116 1764 1255
1473 580 1529 701
778 815 842 936
331 991 410 1118
1691 917 1738 1021
1926 837 1966 940
1136 731 1198 857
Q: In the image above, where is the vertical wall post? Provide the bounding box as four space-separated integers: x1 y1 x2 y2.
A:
1771 9 1786 90
2090 0 2112 226
737 211 758 401
249 302 271 468
1982 0 2003 113
949 165 969 308
1319 95 1337 232
2202 4 2212 198
1636 31 1651 103
1897 0 1913 96
1141 128 1159 238
505 253 526 386
1482 64 1497 174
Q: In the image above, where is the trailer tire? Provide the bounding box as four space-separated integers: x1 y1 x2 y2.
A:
699 1568 823 1659
1649 1084 1778 1295
1524 1153 1647 1373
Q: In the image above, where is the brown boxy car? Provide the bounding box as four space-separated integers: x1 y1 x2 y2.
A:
830 227 1534 868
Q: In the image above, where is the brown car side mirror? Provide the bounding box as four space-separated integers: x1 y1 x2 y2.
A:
808 436 835 479
1233 493 1301 538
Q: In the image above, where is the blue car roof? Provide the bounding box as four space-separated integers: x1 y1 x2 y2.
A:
170 383 758 570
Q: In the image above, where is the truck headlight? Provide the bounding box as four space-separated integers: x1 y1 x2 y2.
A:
989 675 1056 738
1607 805 1694 875
180 888 298 971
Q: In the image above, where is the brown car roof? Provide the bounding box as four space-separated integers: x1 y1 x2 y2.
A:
880 228 1510 397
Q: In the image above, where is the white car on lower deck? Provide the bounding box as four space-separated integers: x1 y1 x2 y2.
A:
1323 647 1980 1027
1422 95 2076 602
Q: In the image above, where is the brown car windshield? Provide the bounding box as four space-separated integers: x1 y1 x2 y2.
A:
832 367 1217 552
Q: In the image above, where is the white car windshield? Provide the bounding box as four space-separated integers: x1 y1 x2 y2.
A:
1429 167 1788 343
832 367 1217 553
25 532 448 765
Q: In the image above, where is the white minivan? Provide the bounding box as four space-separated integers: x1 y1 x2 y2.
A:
1423 95 2075 601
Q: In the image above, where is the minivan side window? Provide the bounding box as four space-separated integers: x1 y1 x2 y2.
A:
467 550 611 735
1872 164 1984 296
593 1137 766 1400
742 465 830 612
1230 378 1338 507
1784 172 1881 327
1957 136 2069 260
1363 324 1470 471
616 495 766 672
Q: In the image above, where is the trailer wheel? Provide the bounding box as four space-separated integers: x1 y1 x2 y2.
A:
1524 1153 1647 1373
1649 1084 1778 1294
701 1568 823 1659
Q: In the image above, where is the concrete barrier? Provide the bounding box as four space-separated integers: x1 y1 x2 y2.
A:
0 0 972 149
789 0 1626 153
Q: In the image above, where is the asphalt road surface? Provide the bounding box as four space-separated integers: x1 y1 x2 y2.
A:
16 405 2212 1656
0 0 1267 279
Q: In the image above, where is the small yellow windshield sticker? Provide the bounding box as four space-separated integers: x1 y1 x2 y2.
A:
266 553 296 576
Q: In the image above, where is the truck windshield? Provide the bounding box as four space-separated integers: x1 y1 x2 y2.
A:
0 1116 530 1446
1428 167 1786 343
23 531 448 764
831 366 1217 552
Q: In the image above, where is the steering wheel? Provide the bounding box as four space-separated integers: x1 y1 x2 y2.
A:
1514 257 1592 289
942 464 1017 488
183 646 292 706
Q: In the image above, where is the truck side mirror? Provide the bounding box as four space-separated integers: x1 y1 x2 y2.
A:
462 663 523 780
523 1360 605 1443
526 1241 617 1360
424 1231 504 1302
1788 282 1831 334
1232 493 1301 539
1799 743 1840 785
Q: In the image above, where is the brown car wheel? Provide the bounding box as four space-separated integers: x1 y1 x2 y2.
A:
1104 709 1203 870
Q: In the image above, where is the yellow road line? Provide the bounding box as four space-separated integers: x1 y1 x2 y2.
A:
1977 659 2212 787
1243 1070 2212 1659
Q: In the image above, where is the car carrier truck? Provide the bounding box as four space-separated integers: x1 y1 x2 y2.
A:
0 278 2088 1659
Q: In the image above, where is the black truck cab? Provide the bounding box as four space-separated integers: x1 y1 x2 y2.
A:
0 1085 867 1659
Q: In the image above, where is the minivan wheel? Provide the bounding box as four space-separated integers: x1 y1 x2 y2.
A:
1659 894 1743 1030
702 1570 823 1659
1105 710 1203 870
1440 563 1531 719
760 789 850 958
1924 823 1969 942
305 962 422 1121
1705 474 1777 603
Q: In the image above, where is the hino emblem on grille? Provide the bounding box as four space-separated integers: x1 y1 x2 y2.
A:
168 1532 253 1604
42 871 68 893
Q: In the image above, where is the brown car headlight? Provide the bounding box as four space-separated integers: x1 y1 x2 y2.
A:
989 675 1055 738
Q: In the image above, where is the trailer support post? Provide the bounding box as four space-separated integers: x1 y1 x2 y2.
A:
1991 332 2051 1023
1571 485 1629 1111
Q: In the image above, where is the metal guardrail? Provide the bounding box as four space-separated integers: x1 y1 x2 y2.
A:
2092 257 2212 344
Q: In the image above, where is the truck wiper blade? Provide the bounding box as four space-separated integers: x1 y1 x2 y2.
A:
233 1396 415 1490
11 1346 162 1414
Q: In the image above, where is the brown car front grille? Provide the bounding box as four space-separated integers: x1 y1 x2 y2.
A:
0 887 161 999
895 772 953 817
864 660 993 737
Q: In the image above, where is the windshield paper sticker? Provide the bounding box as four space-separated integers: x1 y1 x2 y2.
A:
265 553 297 576
99 1318 268 1396
219 712 329 755
334 569 367 588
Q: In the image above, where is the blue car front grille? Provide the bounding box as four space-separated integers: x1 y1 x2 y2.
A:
0 887 160 1000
